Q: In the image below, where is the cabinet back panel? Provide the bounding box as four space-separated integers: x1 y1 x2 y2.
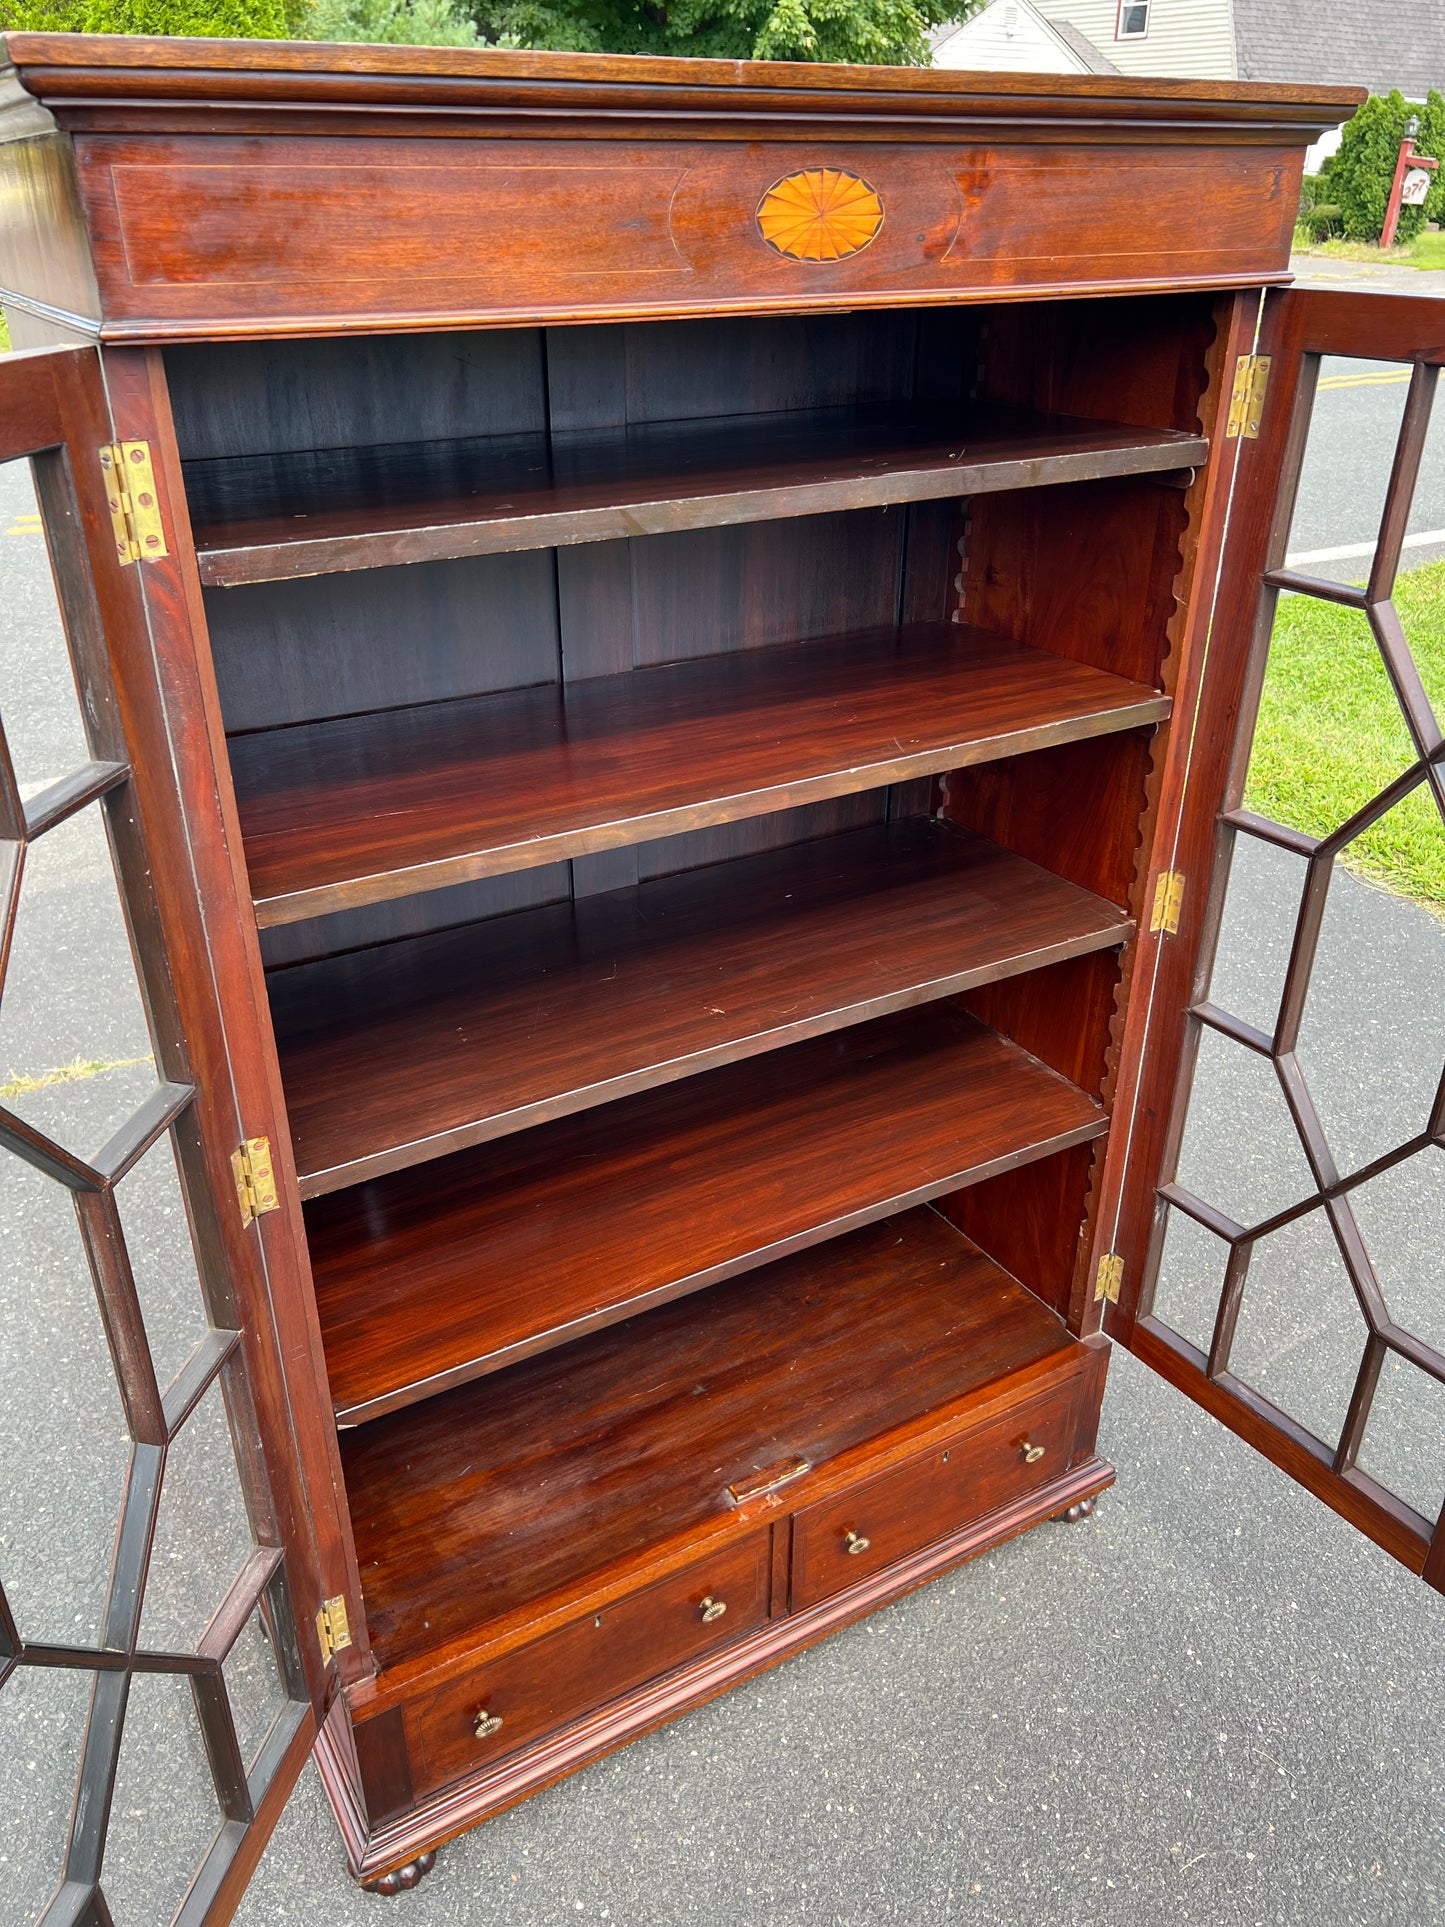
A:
543 311 924 433
211 502 908 736
626 508 905 670
257 861 573 971
569 789 892 901
165 328 548 460
206 548 561 734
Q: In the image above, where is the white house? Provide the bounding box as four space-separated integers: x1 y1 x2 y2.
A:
933 0 1442 97
931 0 1120 74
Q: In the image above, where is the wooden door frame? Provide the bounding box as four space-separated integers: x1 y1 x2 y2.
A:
1103 289 1445 1590
0 343 330 1924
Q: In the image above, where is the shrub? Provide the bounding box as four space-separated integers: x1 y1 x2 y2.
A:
0 0 491 44
1331 89 1445 243
1304 202 1343 241
1298 169 1331 213
0 0 301 29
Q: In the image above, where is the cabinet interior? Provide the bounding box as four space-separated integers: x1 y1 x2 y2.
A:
165 289 1214 1691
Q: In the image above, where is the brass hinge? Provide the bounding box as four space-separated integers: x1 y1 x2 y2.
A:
316 1595 352 1666
231 1136 279 1228
1225 354 1271 440
99 442 168 565
1149 869 1186 936
1094 1253 1124 1304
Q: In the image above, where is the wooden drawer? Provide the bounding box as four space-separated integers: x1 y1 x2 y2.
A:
791 1379 1080 1611
405 1530 771 1796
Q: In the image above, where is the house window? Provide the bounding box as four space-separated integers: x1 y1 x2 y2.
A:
1116 0 1149 34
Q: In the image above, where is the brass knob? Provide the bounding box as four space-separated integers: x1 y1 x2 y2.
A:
844 1529 871 1555
474 1710 504 1741
1022 1442 1046 1464
699 1596 727 1623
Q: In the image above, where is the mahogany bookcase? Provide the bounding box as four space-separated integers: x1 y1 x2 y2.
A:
1 37 1439 1920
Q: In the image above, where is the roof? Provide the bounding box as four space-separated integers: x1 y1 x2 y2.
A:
1049 20 1119 74
1234 0 1444 102
932 0 1118 76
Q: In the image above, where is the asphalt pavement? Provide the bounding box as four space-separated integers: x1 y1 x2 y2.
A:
0 321 1442 1927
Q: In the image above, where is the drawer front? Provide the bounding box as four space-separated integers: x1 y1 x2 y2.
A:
791 1379 1079 1612
406 1530 771 1796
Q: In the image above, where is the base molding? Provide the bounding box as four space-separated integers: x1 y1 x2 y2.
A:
317 1454 1114 1886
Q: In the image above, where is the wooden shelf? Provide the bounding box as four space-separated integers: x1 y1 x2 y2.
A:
272 818 1132 1197
307 1002 1106 1425
188 405 1208 588
340 1205 1077 1668
232 624 1170 927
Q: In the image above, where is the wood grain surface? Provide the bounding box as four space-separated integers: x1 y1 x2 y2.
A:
405 1533 773 1797
789 1376 1078 1609
312 1002 1102 1425
339 1205 1077 1664
231 623 1170 925
308 1003 1106 1421
270 817 1132 1194
187 405 1207 585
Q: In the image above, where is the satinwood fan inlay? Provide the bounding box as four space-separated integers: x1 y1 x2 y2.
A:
756 170 884 262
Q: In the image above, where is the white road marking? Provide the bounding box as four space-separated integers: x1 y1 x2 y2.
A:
1285 528 1445 567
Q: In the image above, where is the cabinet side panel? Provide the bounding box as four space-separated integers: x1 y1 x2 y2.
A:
0 124 102 332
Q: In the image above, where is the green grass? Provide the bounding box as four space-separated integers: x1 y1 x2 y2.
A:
1292 230 1445 269
0 309 9 353
1246 560 1445 907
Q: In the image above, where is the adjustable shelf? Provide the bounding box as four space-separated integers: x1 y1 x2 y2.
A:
271 818 1132 1196
306 1002 1106 1424
188 405 1208 588
340 1206 1077 1669
232 624 1171 927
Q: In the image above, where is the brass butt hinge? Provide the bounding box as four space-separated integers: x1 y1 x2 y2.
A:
316 1595 352 1666
1149 869 1186 936
1094 1253 1124 1304
231 1136 279 1228
1225 354 1270 440
99 442 168 565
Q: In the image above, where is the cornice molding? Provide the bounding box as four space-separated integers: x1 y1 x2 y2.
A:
1 34 1363 145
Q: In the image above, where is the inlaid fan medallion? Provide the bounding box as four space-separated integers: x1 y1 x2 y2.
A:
756 169 885 262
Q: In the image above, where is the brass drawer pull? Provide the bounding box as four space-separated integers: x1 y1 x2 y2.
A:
474 1710 504 1741
1022 1442 1046 1464
699 1595 727 1623
844 1529 871 1556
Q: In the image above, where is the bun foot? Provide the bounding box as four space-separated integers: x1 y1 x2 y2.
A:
364 1851 437 1895
1055 1494 1097 1525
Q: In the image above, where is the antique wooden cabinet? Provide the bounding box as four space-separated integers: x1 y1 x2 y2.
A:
1 35 1441 1921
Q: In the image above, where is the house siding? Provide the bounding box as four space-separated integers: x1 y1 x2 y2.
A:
935 0 1091 73
1035 0 1237 79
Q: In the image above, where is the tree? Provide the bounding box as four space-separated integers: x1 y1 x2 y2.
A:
1329 89 1445 244
0 0 298 28
468 0 957 64
1 0 962 62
